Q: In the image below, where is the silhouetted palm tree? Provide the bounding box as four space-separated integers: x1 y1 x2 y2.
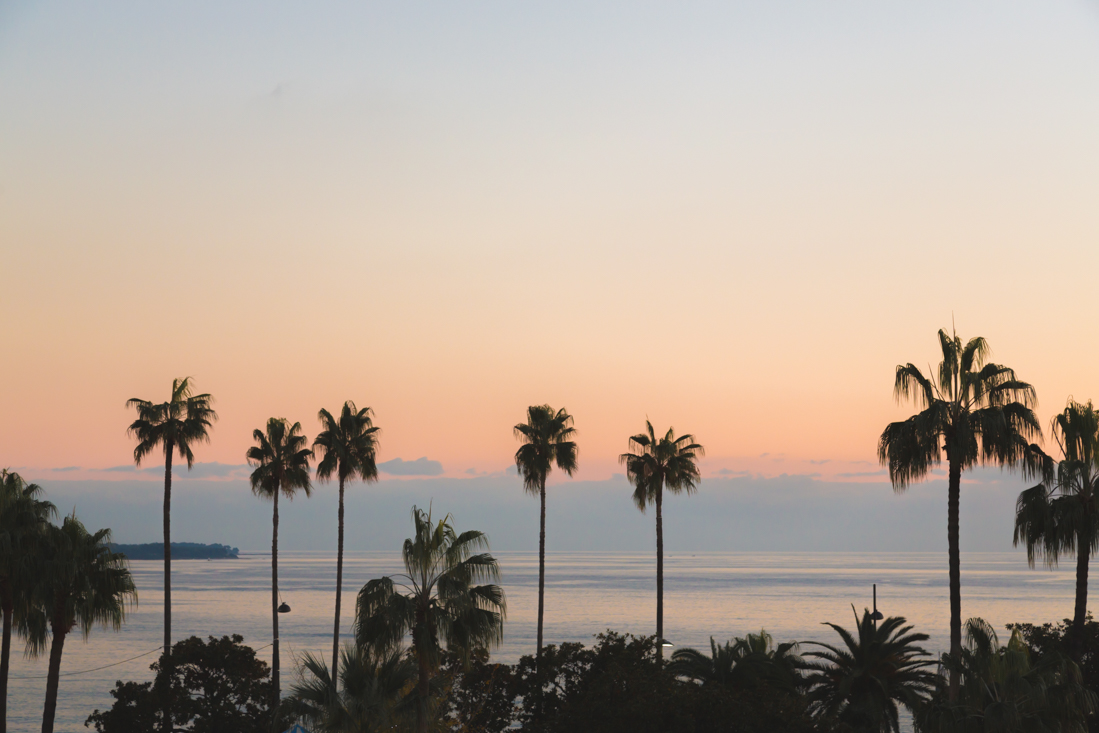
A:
803 608 937 733
914 618 1096 733
314 401 381 679
0 470 54 733
620 421 702 655
27 515 136 733
1015 398 1099 663
513 405 577 663
669 629 804 692
247 417 313 702
281 643 416 733
879 329 1045 700
355 506 506 733
126 378 217 664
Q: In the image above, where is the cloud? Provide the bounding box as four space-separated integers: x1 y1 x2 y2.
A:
54 466 81 472
715 468 751 477
177 462 250 479
378 457 444 477
809 459 830 465
836 470 888 478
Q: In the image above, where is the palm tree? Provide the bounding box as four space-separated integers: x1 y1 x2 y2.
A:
620 420 703 654
513 405 577 663
914 618 1096 733
27 514 136 733
1015 399 1099 663
355 506 506 733
126 377 217 663
0 470 54 733
803 608 937 733
878 329 1045 700
280 643 416 733
669 629 805 692
247 417 313 703
314 401 381 680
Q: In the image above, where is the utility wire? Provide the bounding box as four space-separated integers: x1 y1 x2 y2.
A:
10 641 274 680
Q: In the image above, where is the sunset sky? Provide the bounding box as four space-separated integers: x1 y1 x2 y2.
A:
3 1 1099 495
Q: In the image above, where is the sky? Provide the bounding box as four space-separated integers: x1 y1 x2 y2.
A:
2 1 1099 551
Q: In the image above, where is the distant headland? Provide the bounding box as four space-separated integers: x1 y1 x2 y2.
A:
109 542 239 560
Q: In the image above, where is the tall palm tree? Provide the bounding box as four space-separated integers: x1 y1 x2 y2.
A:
878 329 1045 700
355 506 506 733
247 417 313 703
620 420 703 654
27 514 136 733
0 470 54 733
1015 398 1099 663
803 608 937 733
513 405 577 663
314 401 381 680
126 377 217 663
914 618 1096 733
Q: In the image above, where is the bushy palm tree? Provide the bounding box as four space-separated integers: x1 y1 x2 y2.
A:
803 608 937 733
126 377 217 663
247 417 313 702
0 470 54 733
914 618 1096 733
879 329 1045 700
26 514 136 733
355 506 506 733
513 405 577 662
314 401 381 680
669 629 804 692
281 643 416 733
1015 399 1099 663
620 421 703 654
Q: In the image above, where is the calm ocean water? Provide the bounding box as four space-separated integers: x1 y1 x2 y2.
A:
7 551 1077 732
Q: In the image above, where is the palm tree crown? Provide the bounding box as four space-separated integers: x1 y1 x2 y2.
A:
669 629 805 692
1015 398 1099 661
355 506 505 733
804 608 937 733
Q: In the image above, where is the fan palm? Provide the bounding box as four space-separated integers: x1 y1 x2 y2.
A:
1015 399 1099 663
620 421 703 654
126 377 217 663
314 401 381 681
878 329 1045 700
280 643 416 733
914 618 1096 733
355 506 506 733
247 417 313 702
803 608 937 733
0 470 54 733
26 514 136 733
669 629 805 692
513 405 577 663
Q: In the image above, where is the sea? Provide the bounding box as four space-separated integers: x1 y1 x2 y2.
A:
6 550 1076 732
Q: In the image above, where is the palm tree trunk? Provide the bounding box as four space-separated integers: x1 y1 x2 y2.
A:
272 489 280 705
656 484 664 659
331 476 346 684
0 583 11 733
537 477 546 663
947 457 962 703
1073 526 1090 663
40 618 66 733
417 640 430 733
161 444 173 733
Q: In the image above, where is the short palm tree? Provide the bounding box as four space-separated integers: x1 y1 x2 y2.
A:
620 421 703 654
669 629 804 692
0 470 54 733
314 401 381 680
126 377 217 662
879 329 1046 700
1015 398 1099 663
281 643 416 733
914 618 1096 733
26 514 136 733
247 417 313 703
355 506 506 733
513 405 577 662
803 608 937 733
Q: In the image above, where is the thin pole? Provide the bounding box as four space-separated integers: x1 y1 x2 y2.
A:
873 584 878 631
